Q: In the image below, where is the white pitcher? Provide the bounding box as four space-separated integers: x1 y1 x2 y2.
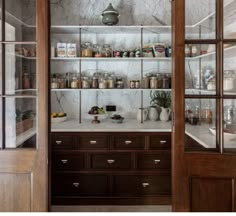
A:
148 106 159 121
137 108 148 122
160 107 171 121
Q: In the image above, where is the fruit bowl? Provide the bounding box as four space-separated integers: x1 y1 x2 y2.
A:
111 114 124 124
51 116 67 124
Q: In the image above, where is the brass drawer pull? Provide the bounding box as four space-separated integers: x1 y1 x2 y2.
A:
107 159 115 164
61 159 68 164
90 140 97 144
154 159 161 164
125 140 132 145
56 140 62 145
72 182 80 188
142 182 150 188
160 140 167 144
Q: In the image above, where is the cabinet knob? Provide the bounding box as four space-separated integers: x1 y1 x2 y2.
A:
142 182 150 188
61 159 68 164
72 182 80 188
56 140 62 145
90 140 97 144
107 159 115 164
160 140 167 144
154 159 161 164
125 140 132 145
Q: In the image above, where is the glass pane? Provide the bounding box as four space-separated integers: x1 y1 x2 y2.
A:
185 0 216 40
185 99 217 151
185 44 216 95
5 97 36 148
224 99 236 152
224 0 236 39
5 0 36 42
5 44 37 96
223 44 236 95
0 44 2 96
0 98 2 149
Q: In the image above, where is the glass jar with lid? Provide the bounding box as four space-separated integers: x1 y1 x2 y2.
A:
99 77 108 89
116 77 124 89
94 44 103 58
82 76 91 88
224 70 235 91
150 76 158 89
91 76 99 89
71 75 79 89
51 78 58 89
103 44 112 57
82 42 93 57
107 76 115 88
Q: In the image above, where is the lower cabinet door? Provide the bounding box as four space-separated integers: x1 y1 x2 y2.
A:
113 175 171 196
52 174 109 196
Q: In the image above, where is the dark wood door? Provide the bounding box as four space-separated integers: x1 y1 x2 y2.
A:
172 0 236 212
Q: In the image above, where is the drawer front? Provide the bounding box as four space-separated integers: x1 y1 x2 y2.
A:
53 153 84 170
52 134 74 150
113 135 145 150
79 135 108 150
137 153 171 170
91 153 131 169
52 174 109 196
149 134 171 150
114 175 171 196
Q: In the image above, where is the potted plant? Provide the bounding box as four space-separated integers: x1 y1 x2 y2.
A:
150 91 171 121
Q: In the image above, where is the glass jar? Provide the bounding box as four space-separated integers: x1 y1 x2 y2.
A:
142 75 150 89
224 70 235 91
135 80 140 89
82 42 93 57
82 76 90 89
150 76 158 89
162 75 170 89
201 107 213 124
99 78 108 89
91 76 98 89
107 76 115 88
71 76 78 89
130 80 135 89
66 72 71 88
22 72 31 89
51 78 58 89
58 77 65 89
116 78 124 89
103 44 112 57
207 78 216 90
94 44 103 58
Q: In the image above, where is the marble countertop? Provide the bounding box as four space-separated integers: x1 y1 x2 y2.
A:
51 119 236 149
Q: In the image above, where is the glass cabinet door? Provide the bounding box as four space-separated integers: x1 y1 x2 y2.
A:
184 0 236 152
1 0 37 149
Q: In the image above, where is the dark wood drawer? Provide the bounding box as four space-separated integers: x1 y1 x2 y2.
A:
53 153 84 170
91 153 131 169
113 135 145 150
79 135 109 150
137 153 171 170
149 133 171 150
52 174 109 196
52 134 74 150
114 175 171 196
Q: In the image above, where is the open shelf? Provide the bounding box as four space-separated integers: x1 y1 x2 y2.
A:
51 57 171 61
51 88 172 92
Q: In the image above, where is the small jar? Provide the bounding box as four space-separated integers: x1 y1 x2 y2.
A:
99 78 108 89
71 76 78 89
103 44 112 57
94 44 103 58
58 78 65 89
113 50 121 57
122 50 129 58
82 42 93 57
107 76 115 88
162 75 170 89
150 76 158 89
82 76 90 89
116 78 124 89
23 72 31 89
91 76 98 88
135 80 140 89
51 78 58 89
130 80 135 89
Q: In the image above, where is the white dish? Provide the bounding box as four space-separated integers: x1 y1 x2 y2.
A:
87 113 108 120
51 116 67 124
209 127 236 139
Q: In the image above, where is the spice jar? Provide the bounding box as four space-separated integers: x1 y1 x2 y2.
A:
150 76 158 89
103 44 112 57
82 42 93 57
135 80 140 89
130 80 135 89
162 75 170 89
142 76 150 89
58 78 65 89
107 76 115 88
99 78 108 89
71 75 78 89
92 76 98 89
22 72 31 89
51 78 58 89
